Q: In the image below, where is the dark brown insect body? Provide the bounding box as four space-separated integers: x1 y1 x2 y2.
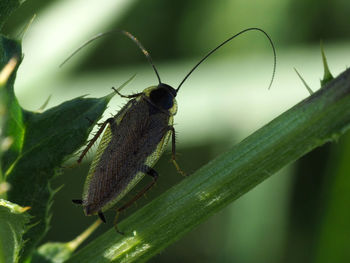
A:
74 83 178 222
69 28 276 227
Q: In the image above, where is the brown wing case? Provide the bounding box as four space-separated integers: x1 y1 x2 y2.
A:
84 98 170 214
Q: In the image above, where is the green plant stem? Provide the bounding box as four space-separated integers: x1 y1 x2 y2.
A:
67 68 350 263
66 220 102 252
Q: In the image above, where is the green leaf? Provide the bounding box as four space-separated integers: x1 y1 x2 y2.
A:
66 67 350 263
32 243 73 263
0 55 19 198
0 0 25 30
32 220 102 263
0 35 23 176
6 92 114 261
1 31 115 262
0 199 30 263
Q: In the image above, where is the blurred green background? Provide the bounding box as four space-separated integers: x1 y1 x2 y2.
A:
3 0 350 262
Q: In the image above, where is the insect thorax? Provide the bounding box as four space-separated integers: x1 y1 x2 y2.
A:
143 84 178 116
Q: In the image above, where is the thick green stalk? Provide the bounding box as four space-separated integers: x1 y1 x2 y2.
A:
67 68 350 263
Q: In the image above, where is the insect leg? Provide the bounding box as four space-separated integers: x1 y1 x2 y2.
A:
85 117 94 125
72 199 83 205
119 166 158 213
77 117 115 163
114 166 158 233
98 212 106 223
112 87 142 99
168 126 187 176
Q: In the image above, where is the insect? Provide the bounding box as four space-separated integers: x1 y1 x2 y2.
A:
66 28 276 231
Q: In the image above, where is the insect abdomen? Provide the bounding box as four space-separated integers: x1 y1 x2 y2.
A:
83 97 172 215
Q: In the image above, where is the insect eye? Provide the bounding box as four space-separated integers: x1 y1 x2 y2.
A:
150 87 174 110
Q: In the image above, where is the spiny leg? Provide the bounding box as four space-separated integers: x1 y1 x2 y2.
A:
77 117 114 163
72 199 83 205
114 165 158 234
85 117 94 125
98 212 106 223
64 116 107 169
168 126 187 176
112 87 142 99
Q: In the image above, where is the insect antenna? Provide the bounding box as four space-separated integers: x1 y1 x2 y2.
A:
59 30 162 84
176 27 277 93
